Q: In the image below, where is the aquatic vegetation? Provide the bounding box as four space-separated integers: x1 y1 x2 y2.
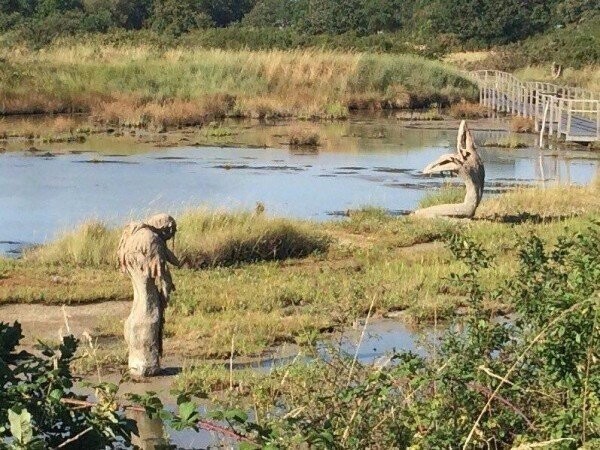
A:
287 125 321 147
448 101 489 119
482 134 529 149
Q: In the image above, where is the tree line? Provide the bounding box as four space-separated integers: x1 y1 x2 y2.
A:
0 0 597 47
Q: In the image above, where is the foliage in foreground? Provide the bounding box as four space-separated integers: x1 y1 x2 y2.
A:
208 224 600 448
0 323 135 448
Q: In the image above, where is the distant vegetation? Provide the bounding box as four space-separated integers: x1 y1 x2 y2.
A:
0 1 597 68
0 45 475 123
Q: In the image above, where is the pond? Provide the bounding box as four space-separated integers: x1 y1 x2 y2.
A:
1 117 598 255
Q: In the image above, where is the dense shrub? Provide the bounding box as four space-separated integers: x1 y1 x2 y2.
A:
0 0 597 63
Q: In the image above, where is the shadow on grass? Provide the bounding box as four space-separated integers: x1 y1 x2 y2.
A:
477 212 576 224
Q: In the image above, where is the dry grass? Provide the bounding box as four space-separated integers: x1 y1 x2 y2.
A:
0 115 87 139
93 95 235 129
0 44 476 126
444 51 494 66
514 65 600 92
510 116 535 133
287 125 321 147
477 184 600 219
448 101 488 119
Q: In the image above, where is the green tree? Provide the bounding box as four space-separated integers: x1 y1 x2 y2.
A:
35 0 84 17
150 0 213 35
199 0 256 27
242 0 306 28
83 0 152 29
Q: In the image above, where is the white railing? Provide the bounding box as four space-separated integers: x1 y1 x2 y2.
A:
469 70 600 143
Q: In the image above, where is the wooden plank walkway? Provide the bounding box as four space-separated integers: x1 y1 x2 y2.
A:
469 70 600 143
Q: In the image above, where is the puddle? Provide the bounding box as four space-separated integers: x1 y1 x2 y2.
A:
131 319 431 448
1 118 599 250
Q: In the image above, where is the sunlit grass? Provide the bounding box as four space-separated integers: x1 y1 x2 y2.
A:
0 44 476 125
4 183 600 359
515 65 600 92
418 183 466 209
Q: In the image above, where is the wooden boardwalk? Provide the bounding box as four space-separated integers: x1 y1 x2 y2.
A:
469 70 600 143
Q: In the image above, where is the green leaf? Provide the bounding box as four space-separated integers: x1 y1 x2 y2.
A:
224 409 248 423
178 401 198 422
8 408 33 444
49 389 63 401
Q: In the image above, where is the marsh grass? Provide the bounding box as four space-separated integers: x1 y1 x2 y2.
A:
25 222 120 267
395 109 444 121
287 125 321 147
510 116 535 133
6 184 600 359
0 44 476 126
477 184 600 219
418 183 466 209
515 65 600 92
482 134 528 149
25 210 328 269
448 101 488 119
174 362 260 395
176 210 329 268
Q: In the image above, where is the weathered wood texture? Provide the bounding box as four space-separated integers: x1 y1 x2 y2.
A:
470 70 600 144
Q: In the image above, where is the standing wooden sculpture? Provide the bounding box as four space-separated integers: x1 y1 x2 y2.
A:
414 120 485 219
117 214 179 377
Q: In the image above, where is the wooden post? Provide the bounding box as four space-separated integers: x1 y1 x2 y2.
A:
597 101 600 141
534 86 540 132
557 99 563 137
549 98 554 136
566 100 573 141
512 79 517 114
539 100 549 148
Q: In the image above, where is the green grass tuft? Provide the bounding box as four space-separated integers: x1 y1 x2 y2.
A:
25 209 329 269
418 183 466 209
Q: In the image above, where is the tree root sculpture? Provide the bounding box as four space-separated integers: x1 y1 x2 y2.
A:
414 120 485 219
117 214 179 377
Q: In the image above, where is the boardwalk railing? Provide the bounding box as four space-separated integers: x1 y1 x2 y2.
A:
469 70 600 143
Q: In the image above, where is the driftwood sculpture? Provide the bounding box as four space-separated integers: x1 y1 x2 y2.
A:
117 214 179 377
414 120 485 219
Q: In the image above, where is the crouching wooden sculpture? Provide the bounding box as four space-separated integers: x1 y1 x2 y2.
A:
414 120 485 219
117 214 179 377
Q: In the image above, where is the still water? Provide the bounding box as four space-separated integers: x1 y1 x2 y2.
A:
1 119 598 254
139 319 428 449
